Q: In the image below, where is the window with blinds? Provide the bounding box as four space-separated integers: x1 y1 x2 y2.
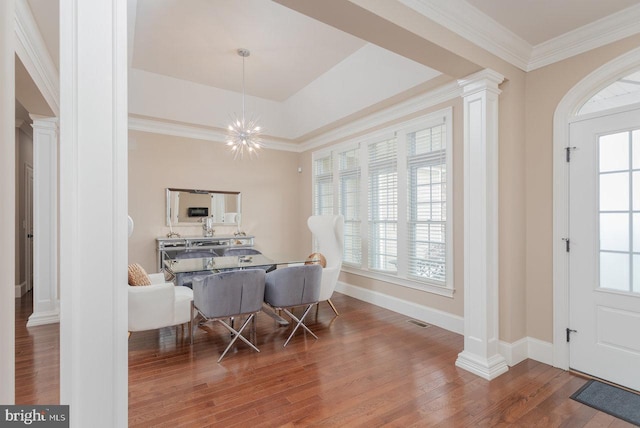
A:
310 108 452 294
314 154 333 215
407 124 447 283
368 138 398 272
339 148 361 266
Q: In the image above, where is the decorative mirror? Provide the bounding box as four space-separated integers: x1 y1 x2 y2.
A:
166 188 241 227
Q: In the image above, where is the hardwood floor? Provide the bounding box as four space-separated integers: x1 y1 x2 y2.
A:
15 292 634 427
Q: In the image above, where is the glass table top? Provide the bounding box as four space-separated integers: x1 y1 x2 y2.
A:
163 255 315 274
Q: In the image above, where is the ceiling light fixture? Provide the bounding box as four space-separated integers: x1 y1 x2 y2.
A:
227 48 261 159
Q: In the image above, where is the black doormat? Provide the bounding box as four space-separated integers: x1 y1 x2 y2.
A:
571 379 640 426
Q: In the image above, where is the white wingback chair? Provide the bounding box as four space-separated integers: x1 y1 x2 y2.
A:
307 215 344 316
128 273 194 337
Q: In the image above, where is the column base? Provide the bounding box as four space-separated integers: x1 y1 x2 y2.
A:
455 350 509 380
27 309 60 327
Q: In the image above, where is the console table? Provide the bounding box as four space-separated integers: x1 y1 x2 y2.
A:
156 235 254 271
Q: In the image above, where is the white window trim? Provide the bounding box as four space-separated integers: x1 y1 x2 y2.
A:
312 107 454 297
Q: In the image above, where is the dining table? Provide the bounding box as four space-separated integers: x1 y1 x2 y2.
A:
163 254 318 325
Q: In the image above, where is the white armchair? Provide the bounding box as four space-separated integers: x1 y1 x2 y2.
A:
307 215 344 316
128 273 194 337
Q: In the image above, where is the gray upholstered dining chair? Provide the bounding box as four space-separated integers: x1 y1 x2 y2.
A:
174 250 218 288
222 247 262 256
190 269 266 362
264 264 322 347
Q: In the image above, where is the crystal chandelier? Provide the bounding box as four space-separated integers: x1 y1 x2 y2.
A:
227 48 261 159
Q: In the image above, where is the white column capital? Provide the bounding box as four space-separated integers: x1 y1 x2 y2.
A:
15 119 24 128
29 114 59 130
458 69 504 98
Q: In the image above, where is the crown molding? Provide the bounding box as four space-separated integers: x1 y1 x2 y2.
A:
128 116 301 153
14 0 60 116
299 79 461 151
398 0 531 71
398 0 640 73
528 3 640 71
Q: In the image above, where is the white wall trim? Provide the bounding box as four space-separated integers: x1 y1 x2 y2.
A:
335 281 464 334
529 4 640 71
499 337 553 367
552 46 640 370
397 0 640 72
25 308 60 326
300 80 460 151
528 337 554 366
128 116 300 153
14 0 60 115
499 338 528 367
15 281 26 298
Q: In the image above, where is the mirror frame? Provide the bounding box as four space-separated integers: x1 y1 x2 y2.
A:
166 188 241 227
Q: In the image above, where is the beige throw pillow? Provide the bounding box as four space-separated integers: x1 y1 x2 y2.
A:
128 263 151 286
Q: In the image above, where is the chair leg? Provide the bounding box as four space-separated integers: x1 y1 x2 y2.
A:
327 299 340 316
217 314 259 362
190 301 195 345
282 304 318 347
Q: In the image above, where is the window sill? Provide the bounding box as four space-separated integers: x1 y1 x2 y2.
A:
341 265 455 298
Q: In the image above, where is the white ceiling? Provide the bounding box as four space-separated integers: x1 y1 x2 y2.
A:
132 0 367 101
19 0 640 139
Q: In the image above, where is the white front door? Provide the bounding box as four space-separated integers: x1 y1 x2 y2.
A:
569 107 640 391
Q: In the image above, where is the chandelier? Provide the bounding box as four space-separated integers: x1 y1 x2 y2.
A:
227 48 261 159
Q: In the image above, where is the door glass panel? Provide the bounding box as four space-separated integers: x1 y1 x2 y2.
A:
600 172 629 211
600 252 630 291
633 130 640 169
634 255 640 293
599 132 629 172
600 213 629 252
598 129 639 293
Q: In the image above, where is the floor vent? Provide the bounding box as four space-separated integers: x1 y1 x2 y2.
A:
407 319 430 328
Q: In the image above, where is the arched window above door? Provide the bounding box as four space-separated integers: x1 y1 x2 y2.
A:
578 70 640 115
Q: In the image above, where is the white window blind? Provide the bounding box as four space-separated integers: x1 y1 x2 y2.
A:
407 124 447 283
368 137 398 272
339 148 361 265
314 154 333 215
310 108 453 295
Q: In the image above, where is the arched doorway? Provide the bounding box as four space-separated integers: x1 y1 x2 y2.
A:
553 47 640 390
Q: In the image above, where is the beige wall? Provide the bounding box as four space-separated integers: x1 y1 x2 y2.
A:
128 130 304 273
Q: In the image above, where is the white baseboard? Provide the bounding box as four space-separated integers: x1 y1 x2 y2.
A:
527 337 554 366
15 282 26 298
336 281 555 367
27 309 60 327
335 281 464 334
499 336 554 367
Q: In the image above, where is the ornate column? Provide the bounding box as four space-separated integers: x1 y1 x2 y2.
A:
0 0 15 405
455 69 509 380
27 115 59 326
59 0 128 425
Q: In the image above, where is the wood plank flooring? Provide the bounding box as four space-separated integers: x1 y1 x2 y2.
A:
15 292 634 427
